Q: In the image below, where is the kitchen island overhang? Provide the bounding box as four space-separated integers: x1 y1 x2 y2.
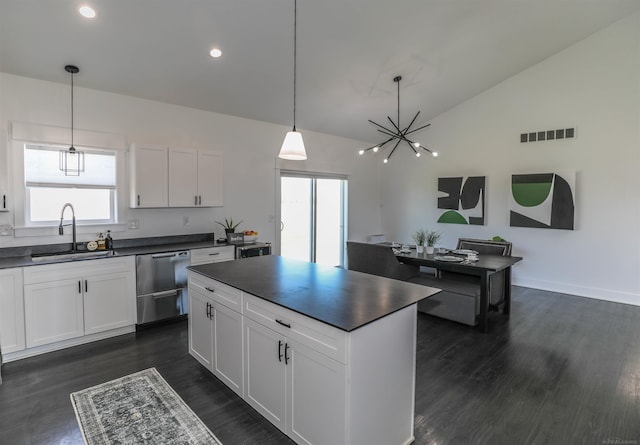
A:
188 255 440 445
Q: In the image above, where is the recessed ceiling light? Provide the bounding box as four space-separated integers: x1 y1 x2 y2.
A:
78 5 96 18
210 48 222 58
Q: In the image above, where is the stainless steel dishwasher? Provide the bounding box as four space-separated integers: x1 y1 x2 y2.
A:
136 250 190 325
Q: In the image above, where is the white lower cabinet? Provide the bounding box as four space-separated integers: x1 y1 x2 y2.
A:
189 272 418 445
24 278 85 347
0 268 26 354
23 257 136 349
188 274 244 397
244 317 346 444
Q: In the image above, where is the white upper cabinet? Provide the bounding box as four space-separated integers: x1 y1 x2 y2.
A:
131 144 223 208
168 148 223 207
129 144 169 208
196 150 223 207
168 147 198 207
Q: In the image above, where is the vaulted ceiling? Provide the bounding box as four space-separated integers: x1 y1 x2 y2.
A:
1 0 638 144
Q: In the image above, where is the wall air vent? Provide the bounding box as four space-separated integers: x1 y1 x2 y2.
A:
520 127 575 143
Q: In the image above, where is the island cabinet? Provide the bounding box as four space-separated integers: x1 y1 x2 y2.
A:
23 256 136 348
0 268 25 354
188 261 425 445
243 293 348 445
188 272 243 397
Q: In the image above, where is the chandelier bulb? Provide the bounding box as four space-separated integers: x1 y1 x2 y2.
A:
383 158 388 164
416 152 421 157
358 149 365 155
373 146 379 153
432 152 438 157
413 142 420 148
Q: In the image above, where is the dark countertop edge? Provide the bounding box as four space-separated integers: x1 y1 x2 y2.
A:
0 241 232 269
187 260 440 333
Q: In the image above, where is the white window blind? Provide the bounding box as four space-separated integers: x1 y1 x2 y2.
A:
25 145 116 188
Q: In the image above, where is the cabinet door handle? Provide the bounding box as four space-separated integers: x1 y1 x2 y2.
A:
199 195 202 205
276 319 291 329
208 252 220 256
278 340 283 362
78 280 82 294
284 342 290 365
2 194 5 209
137 195 141 206
204 287 215 293
206 302 211 319
195 195 198 205
85 280 88 293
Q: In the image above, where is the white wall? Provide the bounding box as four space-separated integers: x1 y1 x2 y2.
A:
0 72 382 249
381 12 640 305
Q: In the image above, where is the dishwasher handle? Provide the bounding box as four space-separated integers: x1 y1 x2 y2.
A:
151 251 189 259
151 289 180 299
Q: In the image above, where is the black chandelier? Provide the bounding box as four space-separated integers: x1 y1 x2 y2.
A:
359 75 437 163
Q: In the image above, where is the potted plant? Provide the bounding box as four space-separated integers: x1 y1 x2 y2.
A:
216 217 243 235
412 228 427 254
425 230 441 254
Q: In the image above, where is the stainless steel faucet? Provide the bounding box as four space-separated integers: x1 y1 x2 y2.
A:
59 203 77 252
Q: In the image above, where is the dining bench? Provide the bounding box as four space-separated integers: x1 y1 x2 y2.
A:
346 238 514 328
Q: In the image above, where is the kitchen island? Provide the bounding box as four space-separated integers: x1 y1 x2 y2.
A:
188 255 439 445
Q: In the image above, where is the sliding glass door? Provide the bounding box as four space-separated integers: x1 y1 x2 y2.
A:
280 173 347 267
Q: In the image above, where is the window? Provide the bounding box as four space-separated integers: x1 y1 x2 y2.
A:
24 144 116 224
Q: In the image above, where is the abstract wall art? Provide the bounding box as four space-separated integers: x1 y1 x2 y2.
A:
437 176 485 225
510 173 575 230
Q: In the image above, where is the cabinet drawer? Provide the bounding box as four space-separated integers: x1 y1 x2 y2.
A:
189 273 242 313
190 246 235 265
243 293 347 364
24 256 134 284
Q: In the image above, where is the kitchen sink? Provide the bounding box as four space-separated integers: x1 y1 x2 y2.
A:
31 250 118 262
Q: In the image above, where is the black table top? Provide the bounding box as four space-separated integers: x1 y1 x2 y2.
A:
188 255 440 332
395 250 522 273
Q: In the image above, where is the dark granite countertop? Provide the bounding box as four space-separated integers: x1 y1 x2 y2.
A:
0 234 241 269
188 255 440 332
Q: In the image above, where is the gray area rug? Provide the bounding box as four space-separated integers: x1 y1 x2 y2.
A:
70 368 222 444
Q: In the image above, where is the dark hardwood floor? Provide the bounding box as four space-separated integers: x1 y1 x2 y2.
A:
1 286 639 445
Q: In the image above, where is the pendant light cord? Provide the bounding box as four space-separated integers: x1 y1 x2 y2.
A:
293 0 297 132
70 70 74 149
397 77 400 131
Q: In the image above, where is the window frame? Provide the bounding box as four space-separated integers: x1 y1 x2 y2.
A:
23 143 118 226
8 122 128 237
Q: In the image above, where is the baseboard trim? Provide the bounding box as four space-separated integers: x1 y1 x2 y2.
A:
513 278 640 307
4 326 135 363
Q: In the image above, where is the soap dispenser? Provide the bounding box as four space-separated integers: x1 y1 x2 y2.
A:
105 230 113 250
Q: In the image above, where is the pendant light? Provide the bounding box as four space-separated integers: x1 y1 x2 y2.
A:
359 76 437 164
278 0 307 160
59 64 85 176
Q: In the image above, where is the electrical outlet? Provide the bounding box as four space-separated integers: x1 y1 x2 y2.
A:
183 216 190 226
128 219 139 230
0 224 12 236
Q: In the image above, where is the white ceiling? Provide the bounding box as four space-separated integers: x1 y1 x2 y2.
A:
1 0 639 145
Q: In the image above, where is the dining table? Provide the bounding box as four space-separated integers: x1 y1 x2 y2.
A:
393 247 523 332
